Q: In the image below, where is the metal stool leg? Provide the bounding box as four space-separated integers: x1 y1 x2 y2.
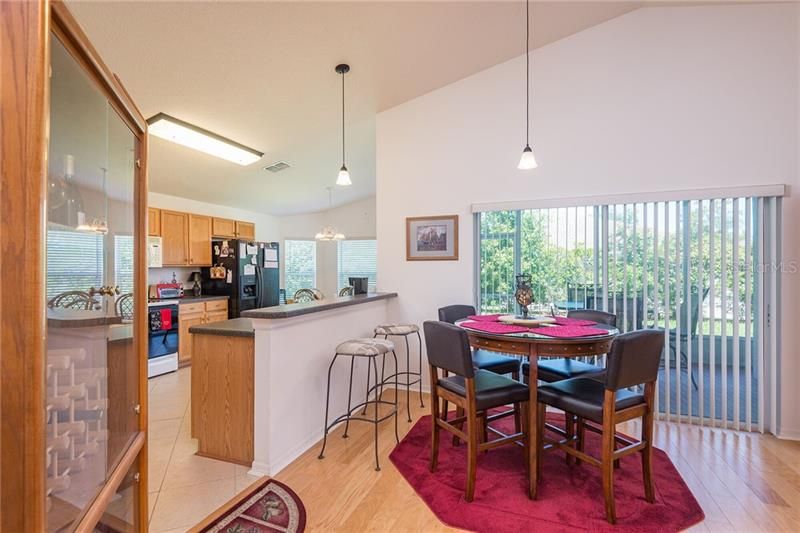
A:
391 350 400 444
416 331 425 408
343 356 356 438
318 353 339 459
372 354 381 471
379 353 387 402
361 355 372 416
404 335 412 422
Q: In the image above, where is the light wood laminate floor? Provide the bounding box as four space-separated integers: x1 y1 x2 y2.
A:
147 368 800 532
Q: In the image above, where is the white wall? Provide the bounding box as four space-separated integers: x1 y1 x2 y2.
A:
278 196 376 297
376 4 800 435
148 191 281 285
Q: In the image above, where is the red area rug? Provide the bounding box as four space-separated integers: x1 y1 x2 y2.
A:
194 477 306 532
390 413 704 532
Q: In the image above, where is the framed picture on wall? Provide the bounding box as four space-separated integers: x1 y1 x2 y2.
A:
406 215 459 261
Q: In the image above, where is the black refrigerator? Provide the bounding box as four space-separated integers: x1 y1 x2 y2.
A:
201 239 280 318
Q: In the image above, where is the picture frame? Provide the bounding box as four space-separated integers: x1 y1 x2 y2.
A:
406 215 459 261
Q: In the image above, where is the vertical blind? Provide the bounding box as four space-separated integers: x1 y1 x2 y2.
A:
476 195 781 432
337 240 377 292
284 240 316 296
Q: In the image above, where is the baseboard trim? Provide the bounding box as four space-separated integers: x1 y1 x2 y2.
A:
776 428 800 441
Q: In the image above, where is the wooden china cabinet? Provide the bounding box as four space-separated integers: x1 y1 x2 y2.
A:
1 1 149 530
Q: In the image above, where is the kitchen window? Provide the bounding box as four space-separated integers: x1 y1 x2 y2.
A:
114 234 134 294
337 239 377 292
46 229 104 299
284 239 316 296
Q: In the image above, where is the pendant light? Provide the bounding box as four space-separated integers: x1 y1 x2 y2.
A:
335 63 352 186
315 187 346 241
518 0 538 170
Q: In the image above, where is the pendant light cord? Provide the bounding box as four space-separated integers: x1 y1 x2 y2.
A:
341 71 346 166
525 0 530 147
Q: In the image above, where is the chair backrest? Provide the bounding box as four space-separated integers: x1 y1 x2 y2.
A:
604 329 664 391
437 305 476 324
115 293 134 321
423 321 475 378
338 286 354 297
47 291 97 310
676 287 709 336
567 309 617 327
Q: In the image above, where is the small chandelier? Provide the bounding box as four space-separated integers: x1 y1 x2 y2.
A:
316 187 346 241
315 226 345 241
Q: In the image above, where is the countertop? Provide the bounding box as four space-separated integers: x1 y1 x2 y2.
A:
189 318 254 338
242 292 397 319
149 295 229 305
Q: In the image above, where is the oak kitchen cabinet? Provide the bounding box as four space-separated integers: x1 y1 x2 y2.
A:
235 220 255 240
212 217 236 238
178 299 229 365
161 210 189 265
150 208 256 266
148 207 161 236
188 214 212 266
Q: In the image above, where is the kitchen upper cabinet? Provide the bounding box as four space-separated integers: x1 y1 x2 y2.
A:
236 220 255 240
212 217 236 238
188 214 212 266
148 207 161 236
161 210 189 265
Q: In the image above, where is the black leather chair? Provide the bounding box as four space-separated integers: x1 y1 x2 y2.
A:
535 329 664 524
423 321 528 502
438 305 521 377
521 309 617 383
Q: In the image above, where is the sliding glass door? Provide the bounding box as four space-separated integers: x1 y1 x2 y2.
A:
476 194 781 432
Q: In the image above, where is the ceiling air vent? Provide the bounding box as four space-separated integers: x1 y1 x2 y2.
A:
264 161 290 173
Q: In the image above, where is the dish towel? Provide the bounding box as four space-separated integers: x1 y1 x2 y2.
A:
159 308 172 330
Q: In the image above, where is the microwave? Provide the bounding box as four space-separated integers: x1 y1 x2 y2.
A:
147 236 163 268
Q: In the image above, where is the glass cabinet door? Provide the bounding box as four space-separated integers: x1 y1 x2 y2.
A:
46 33 140 531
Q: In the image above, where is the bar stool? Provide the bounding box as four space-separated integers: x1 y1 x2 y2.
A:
318 338 399 471
372 323 424 422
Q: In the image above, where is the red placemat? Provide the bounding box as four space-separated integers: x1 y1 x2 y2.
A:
460 321 529 334
528 325 609 338
466 314 503 322
552 316 597 327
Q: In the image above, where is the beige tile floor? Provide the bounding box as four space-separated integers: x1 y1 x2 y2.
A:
147 367 260 533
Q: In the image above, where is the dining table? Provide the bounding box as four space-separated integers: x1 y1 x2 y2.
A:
456 315 619 499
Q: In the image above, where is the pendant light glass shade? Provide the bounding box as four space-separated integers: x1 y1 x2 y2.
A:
518 145 538 170
315 227 345 241
336 165 352 186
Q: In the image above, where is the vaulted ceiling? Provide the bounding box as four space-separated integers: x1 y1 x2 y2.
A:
68 1 644 214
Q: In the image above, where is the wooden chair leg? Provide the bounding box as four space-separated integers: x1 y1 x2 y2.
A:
513 402 521 434
452 406 464 446
441 369 449 422
642 386 656 503
602 391 617 524
465 405 479 502
430 395 441 473
536 402 546 480
520 402 530 475
565 414 575 466
576 417 586 465
481 411 488 451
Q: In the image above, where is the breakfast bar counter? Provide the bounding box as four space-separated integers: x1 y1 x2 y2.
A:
243 292 398 476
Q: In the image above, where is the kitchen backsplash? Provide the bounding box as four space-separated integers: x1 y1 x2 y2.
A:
148 267 198 287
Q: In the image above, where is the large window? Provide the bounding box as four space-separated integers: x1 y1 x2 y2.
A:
477 194 781 432
338 239 377 292
284 240 316 296
114 235 134 294
46 229 104 299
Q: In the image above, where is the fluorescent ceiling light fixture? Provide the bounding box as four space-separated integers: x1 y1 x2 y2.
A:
146 113 263 166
